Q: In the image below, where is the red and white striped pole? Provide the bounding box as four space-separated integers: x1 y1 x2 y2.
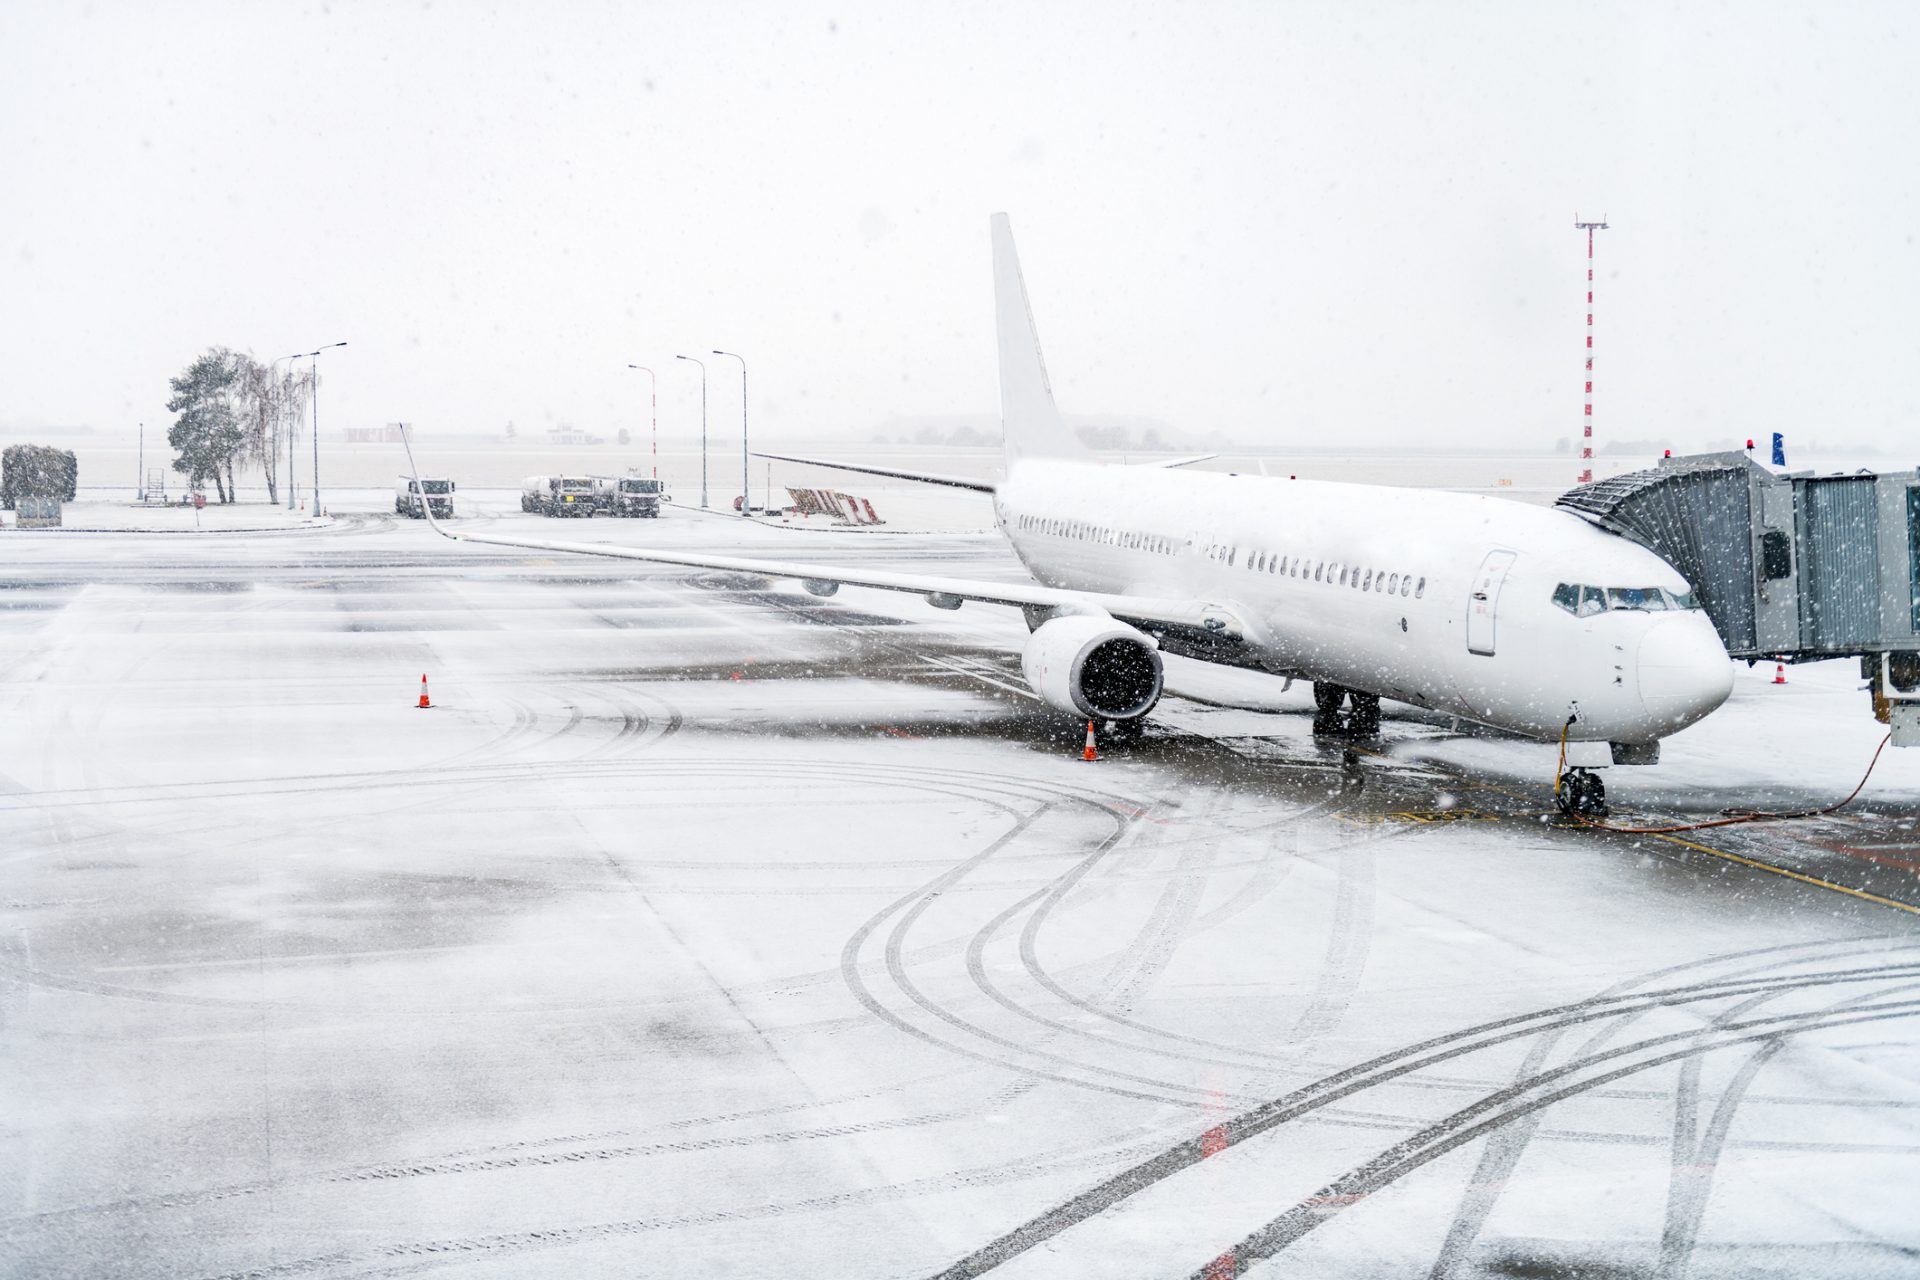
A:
627 363 658 480
1575 215 1609 485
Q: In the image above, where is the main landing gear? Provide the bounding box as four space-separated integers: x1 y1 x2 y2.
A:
1558 767 1608 819
1312 683 1381 738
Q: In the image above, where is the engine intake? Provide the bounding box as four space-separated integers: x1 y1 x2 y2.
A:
1021 615 1163 721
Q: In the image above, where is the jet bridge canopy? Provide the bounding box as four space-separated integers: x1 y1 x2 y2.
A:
1556 451 1920 745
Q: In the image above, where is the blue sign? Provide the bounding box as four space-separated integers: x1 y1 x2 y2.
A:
1771 433 1786 467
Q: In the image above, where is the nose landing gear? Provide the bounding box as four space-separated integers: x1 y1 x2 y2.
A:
1312 683 1382 738
1558 767 1608 818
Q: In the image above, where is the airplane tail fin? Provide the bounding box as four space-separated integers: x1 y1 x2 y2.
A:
993 214 1092 466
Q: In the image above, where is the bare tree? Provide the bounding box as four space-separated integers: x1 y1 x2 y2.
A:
232 354 278 503
279 366 312 501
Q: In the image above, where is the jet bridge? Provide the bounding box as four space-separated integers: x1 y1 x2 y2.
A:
1555 451 1920 746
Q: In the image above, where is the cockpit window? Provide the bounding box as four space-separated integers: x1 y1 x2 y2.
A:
1554 582 1703 615
1606 587 1669 611
1664 586 1701 610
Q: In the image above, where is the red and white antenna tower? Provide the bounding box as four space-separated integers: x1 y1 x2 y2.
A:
1574 214 1610 485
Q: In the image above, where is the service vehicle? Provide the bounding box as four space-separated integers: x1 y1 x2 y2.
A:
521 474 597 517
395 476 456 518
601 473 666 517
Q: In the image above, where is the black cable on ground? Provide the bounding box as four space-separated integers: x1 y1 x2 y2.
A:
1560 732 1895 835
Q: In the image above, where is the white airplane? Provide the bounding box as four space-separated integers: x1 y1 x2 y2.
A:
408 214 1732 815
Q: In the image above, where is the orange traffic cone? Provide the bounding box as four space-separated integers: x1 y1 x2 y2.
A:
1772 664 1787 686
417 673 432 708
1082 719 1098 762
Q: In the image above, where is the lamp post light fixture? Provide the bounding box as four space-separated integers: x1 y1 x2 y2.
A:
626 364 657 479
711 349 747 516
675 354 708 508
304 342 347 516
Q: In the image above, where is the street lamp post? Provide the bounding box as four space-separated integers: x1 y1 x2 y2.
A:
626 364 657 479
304 342 347 516
272 351 305 509
711 349 747 516
675 354 708 508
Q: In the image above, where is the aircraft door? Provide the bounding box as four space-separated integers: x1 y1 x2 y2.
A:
1466 549 1518 656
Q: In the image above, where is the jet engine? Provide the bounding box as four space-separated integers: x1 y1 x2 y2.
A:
1020 615 1164 721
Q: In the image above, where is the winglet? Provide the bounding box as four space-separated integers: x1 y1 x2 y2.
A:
992 214 1089 465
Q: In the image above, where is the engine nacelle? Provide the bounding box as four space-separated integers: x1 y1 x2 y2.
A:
1020 615 1164 721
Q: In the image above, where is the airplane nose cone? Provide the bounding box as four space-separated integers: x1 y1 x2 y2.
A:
1637 618 1733 731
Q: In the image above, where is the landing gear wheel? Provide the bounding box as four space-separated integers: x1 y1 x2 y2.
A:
1349 691 1381 738
1312 684 1382 738
1312 683 1347 737
1559 768 1609 819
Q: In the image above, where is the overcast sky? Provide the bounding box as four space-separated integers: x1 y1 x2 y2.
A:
4 1 1916 453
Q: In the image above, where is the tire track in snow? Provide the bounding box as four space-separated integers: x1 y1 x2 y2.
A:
1423 935 1920 1279
1187 994 1920 1277
925 940 1920 1278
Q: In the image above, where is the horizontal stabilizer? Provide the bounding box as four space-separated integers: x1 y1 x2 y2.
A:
752 451 995 493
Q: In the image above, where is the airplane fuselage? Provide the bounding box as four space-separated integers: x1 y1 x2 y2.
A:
994 459 1732 745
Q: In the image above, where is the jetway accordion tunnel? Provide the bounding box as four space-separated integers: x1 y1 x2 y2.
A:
1556 452 1920 747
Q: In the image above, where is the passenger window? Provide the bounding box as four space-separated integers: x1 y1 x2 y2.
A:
1314 563 1323 582
1389 573 1400 594
1415 577 1426 599
1362 569 1373 591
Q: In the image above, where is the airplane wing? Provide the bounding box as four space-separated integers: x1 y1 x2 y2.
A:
416 508 1244 637
1138 454 1216 469
402 439 1241 638
751 451 996 493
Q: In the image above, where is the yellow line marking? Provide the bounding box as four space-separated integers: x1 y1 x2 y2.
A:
1651 833 1920 918
1333 809 1502 826
1273 738 1915 914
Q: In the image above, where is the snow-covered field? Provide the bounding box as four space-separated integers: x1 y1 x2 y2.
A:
2 493 1917 1278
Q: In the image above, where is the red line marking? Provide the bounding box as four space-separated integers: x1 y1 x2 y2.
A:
1811 839 1920 876
1203 1250 1237 1280
1201 1124 1229 1157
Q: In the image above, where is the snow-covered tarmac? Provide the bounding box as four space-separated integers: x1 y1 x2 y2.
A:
3 494 1918 1278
